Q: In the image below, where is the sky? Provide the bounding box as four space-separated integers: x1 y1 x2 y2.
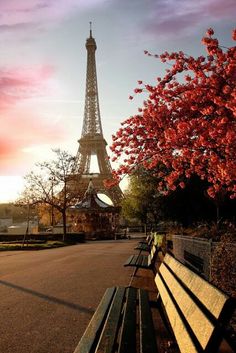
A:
0 0 235 203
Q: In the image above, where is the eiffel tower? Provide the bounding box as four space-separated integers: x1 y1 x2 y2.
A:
72 24 123 206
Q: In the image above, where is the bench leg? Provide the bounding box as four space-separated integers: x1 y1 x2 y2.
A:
128 267 139 286
152 266 156 276
132 266 139 277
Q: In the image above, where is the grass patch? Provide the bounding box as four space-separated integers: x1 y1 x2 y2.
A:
0 241 74 251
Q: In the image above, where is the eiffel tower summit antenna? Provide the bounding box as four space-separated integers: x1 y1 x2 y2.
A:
71 24 123 205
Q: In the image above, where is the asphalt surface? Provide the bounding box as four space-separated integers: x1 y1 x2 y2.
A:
0 239 139 353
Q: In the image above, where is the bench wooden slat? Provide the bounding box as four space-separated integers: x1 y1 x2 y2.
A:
124 254 151 267
141 256 149 267
135 243 150 251
132 255 140 266
124 255 136 266
159 265 213 351
164 254 229 320
129 255 139 266
96 287 126 353
155 253 235 353
124 245 158 276
155 273 198 353
139 288 158 353
118 287 137 353
137 254 145 267
74 287 116 353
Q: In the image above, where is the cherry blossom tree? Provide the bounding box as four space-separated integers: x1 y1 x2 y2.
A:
109 29 236 200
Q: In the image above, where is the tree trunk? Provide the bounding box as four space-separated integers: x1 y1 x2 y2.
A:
215 199 220 231
216 204 220 225
22 203 30 248
62 210 67 242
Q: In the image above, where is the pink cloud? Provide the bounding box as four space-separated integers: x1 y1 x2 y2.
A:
0 66 54 109
0 66 64 174
0 109 65 174
205 0 236 17
0 0 107 32
144 0 236 38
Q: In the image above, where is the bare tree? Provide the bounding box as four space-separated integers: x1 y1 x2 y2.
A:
15 187 37 247
18 149 81 241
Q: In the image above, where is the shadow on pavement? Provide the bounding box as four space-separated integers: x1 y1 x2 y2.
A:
0 279 94 314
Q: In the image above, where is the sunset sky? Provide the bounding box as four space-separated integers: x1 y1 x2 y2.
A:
0 0 235 202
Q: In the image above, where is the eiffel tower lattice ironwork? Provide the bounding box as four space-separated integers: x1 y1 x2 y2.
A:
72 25 123 205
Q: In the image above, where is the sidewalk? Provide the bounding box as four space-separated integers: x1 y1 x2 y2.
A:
0 238 158 353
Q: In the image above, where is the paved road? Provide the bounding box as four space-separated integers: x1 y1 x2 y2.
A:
0 240 136 353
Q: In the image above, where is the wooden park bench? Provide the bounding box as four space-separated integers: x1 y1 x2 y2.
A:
73 253 235 353
134 232 166 253
155 253 235 353
73 286 158 353
134 232 154 252
124 244 160 276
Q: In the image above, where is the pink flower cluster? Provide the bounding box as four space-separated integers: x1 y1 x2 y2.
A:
109 29 236 199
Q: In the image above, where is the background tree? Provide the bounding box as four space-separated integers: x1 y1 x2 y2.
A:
15 187 37 247
122 171 236 228
110 28 236 201
160 175 217 226
121 169 162 228
18 149 80 241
